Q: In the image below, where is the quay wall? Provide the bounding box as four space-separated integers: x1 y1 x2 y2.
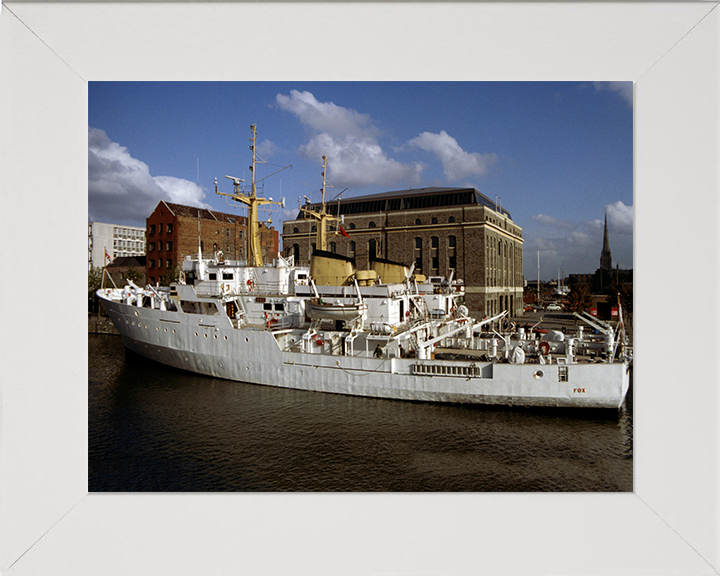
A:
89 315 119 335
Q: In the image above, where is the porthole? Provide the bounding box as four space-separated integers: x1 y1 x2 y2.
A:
204 333 208 338
135 311 139 317
245 337 249 343
220 363 224 367
533 370 544 380
164 328 168 332
172 329 176 334
224 336 228 340
194 332 198 337
145 325 148 329
156 326 159 331
214 334 218 339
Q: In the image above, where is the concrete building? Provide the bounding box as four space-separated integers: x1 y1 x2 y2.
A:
282 187 524 317
145 201 279 285
88 221 146 270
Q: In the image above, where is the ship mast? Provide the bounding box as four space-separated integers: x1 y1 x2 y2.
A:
215 124 283 268
299 155 342 251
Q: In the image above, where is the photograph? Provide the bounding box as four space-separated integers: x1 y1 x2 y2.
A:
88 81 633 492
3 2 718 574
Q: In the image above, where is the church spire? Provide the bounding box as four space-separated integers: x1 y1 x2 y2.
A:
600 213 612 271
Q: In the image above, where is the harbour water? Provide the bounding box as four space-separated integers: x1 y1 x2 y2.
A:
89 334 632 492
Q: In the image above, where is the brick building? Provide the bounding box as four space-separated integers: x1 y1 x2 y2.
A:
282 187 524 317
146 201 279 286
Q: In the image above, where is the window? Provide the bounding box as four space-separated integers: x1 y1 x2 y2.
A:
167 242 173 252
149 259 155 269
167 259 172 269
414 237 423 272
158 259 163 269
158 223 163 234
330 242 336 253
448 235 457 270
431 236 439 273
166 223 173 234
415 219 421 225
226 228 230 237
209 273 217 280
368 239 377 261
368 221 376 228
311 226 317 233
431 217 438 224
150 224 155 235
449 216 456 223
349 223 356 229
349 241 356 258
222 272 233 280
293 227 299 234
293 244 300 262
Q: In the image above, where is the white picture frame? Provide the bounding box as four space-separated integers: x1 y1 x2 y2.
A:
1 2 718 574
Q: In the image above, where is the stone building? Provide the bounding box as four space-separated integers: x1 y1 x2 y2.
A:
282 187 524 317
88 221 146 270
145 201 279 286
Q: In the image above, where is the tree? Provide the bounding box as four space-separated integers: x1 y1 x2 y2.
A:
88 266 103 292
159 263 181 286
567 282 591 314
126 266 144 285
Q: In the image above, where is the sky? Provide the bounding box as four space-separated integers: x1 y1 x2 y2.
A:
88 81 633 280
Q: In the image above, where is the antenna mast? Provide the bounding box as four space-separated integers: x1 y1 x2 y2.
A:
298 155 342 252
215 124 283 268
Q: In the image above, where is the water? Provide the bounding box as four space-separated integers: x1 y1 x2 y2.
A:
89 334 632 492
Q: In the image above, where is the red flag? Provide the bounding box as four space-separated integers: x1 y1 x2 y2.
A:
339 226 350 238
105 249 111 262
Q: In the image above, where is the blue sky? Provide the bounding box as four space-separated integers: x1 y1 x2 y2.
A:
88 81 633 280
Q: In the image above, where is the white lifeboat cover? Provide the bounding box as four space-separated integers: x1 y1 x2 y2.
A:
510 346 526 365
544 330 565 342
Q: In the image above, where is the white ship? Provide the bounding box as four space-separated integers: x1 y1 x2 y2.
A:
97 126 632 409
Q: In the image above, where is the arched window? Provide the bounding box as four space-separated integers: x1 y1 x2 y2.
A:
368 221 376 228
431 237 439 273
311 226 317 232
415 219 422 225
448 216 456 223
349 223 356 229
293 227 299 234
431 217 438 224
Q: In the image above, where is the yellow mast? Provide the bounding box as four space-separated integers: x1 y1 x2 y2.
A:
215 124 282 267
299 155 343 251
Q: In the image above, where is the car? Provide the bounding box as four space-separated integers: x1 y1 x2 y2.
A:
546 303 562 311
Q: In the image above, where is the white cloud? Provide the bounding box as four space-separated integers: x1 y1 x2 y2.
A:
408 130 498 181
532 213 576 231
276 90 423 188
88 127 209 227
256 139 279 158
606 200 633 234
593 81 633 107
276 90 377 138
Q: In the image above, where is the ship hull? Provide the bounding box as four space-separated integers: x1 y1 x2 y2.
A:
101 296 630 410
